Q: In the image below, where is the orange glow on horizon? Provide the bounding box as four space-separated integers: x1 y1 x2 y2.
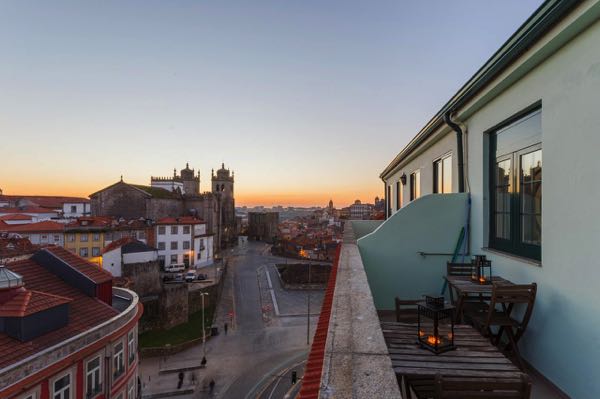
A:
2 181 380 208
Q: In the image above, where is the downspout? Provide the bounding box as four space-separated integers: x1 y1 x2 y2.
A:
443 110 465 193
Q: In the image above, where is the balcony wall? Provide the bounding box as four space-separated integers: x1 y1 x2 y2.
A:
356 193 468 310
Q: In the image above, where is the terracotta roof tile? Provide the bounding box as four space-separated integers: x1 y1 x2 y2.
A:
0 258 118 368
0 221 65 233
44 246 113 284
155 216 205 225
0 214 34 221
0 289 71 317
102 236 136 254
0 206 56 214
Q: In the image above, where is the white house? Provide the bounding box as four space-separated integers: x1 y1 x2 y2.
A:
0 221 64 246
101 238 157 277
154 216 214 269
372 2 600 397
61 201 91 218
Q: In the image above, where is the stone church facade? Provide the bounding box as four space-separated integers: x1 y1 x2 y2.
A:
89 163 237 251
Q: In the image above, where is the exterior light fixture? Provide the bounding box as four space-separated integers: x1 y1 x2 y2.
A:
417 295 456 354
400 173 407 186
471 255 492 285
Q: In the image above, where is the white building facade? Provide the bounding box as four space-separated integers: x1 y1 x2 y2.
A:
155 217 214 269
379 2 600 397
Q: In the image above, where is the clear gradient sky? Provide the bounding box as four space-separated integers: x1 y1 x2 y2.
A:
1 0 542 207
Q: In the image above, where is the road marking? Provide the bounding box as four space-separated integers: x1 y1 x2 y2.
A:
264 266 280 316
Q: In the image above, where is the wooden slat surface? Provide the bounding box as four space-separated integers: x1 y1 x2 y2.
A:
445 275 513 294
382 322 521 379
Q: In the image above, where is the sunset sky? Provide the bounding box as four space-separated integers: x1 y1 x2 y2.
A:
0 0 542 207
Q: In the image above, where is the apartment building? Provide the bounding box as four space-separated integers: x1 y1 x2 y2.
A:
155 216 213 268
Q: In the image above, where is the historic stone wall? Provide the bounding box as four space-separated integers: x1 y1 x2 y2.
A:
158 284 189 330
91 183 148 218
122 261 161 298
145 198 184 219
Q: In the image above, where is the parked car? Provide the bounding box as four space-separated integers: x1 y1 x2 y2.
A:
197 273 208 281
185 271 196 282
173 273 184 282
162 274 174 283
165 264 185 273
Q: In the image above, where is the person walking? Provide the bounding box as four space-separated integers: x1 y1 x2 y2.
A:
209 379 215 394
224 322 228 335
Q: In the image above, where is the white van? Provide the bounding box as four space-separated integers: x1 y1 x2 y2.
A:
164 263 185 273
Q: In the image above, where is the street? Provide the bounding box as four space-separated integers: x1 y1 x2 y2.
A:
139 241 322 399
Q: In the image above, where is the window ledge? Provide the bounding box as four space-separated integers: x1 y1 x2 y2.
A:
481 247 541 267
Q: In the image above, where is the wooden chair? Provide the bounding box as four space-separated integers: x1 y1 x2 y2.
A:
395 298 420 323
433 373 532 399
446 262 491 312
465 283 537 369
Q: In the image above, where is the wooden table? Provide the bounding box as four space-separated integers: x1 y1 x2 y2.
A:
445 275 513 322
381 321 523 398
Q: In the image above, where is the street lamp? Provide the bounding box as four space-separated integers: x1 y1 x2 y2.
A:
200 291 209 364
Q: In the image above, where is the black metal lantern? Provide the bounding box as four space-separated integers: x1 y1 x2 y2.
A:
471 255 492 285
417 295 456 354
400 173 407 186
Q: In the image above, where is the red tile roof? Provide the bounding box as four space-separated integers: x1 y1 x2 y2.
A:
0 206 57 214
0 258 118 368
65 216 112 229
0 236 39 259
155 216 205 225
0 288 72 317
0 221 65 233
44 246 113 284
298 244 340 399
102 236 136 254
0 214 33 221
0 195 89 209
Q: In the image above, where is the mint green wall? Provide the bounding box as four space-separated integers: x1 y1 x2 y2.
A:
351 220 383 240
357 193 468 310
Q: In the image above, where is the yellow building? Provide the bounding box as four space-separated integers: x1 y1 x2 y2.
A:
64 217 110 265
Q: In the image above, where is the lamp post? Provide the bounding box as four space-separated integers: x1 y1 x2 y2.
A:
200 291 209 363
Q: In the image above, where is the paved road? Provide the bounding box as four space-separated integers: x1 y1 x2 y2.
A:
140 241 320 399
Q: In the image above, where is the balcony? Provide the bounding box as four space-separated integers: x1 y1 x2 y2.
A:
311 194 566 398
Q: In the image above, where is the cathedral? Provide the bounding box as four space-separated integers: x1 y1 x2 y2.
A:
89 163 238 251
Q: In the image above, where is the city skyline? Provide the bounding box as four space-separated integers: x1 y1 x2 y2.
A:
0 1 542 207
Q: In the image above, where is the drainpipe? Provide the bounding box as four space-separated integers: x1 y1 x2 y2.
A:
444 110 465 193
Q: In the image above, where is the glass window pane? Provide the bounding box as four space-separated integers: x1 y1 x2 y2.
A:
442 156 452 193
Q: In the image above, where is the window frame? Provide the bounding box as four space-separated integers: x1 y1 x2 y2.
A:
86 355 102 398
128 330 136 365
80 234 88 242
433 153 452 194
113 341 125 380
171 226 178 235
488 106 542 261
79 247 89 258
410 170 421 201
158 226 166 235
52 371 72 399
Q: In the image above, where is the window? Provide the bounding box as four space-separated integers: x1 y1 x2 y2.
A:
92 247 100 257
138 230 146 240
433 154 452 193
22 393 36 399
182 241 190 250
80 248 89 257
67 234 75 242
395 181 402 210
158 226 166 235
54 235 61 242
93 233 100 241
86 357 102 397
197 252 202 260
70 205 77 213
489 108 541 260
183 226 190 234
410 170 421 201
80 234 89 242
53 373 71 399
183 254 190 267
157 242 165 251
128 330 136 365
199 239 205 250
41 235 48 242
171 226 178 235
170 241 178 250
158 255 165 267
387 185 392 216
113 342 124 379
170 254 178 264
127 378 135 399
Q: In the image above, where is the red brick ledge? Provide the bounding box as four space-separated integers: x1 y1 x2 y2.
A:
297 244 341 399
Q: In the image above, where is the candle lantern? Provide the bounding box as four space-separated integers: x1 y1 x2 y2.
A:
417 295 456 354
471 255 492 285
